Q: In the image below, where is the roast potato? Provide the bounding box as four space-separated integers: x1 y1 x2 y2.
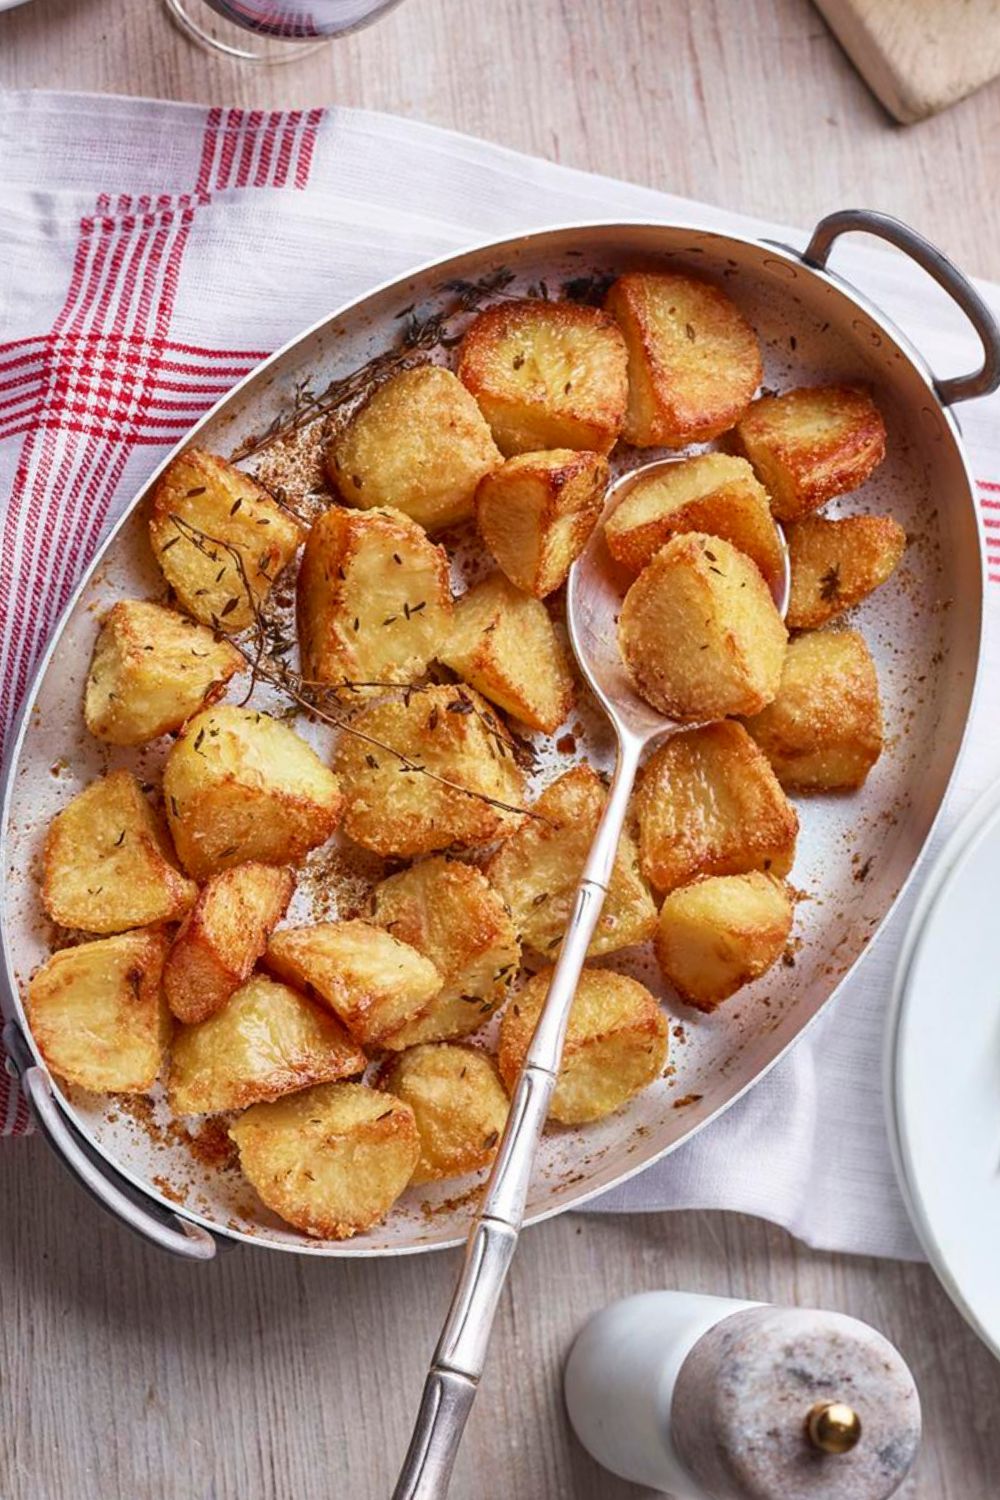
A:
163 862 295 1024
604 453 784 585
439 573 574 734
42 769 196 934
498 967 668 1125
618 532 786 721
168 974 365 1115
786 513 906 630
604 272 761 447
486 765 656 959
378 1043 509 1184
475 449 608 597
229 1082 419 1239
457 299 628 456
654 872 794 1011
744 628 883 790
634 721 798 895
148 448 302 630
265 919 442 1048
297 505 452 692
326 365 501 531
370 857 520 1046
334 684 525 857
163 705 343 881
737 385 886 521
27 929 172 1093
84 599 242 746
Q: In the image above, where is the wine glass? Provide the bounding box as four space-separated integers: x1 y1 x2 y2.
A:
164 0 406 63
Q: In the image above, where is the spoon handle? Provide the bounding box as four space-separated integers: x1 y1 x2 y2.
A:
392 732 645 1500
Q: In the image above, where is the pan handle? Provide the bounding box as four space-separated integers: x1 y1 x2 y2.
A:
803 209 1000 407
5 1024 217 1261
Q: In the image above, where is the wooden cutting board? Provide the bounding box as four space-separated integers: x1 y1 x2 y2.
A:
815 0 1000 122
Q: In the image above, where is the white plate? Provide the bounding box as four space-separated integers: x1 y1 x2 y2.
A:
888 780 1000 1357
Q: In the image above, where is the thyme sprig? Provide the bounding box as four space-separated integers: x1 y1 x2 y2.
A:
230 266 516 464
169 515 535 823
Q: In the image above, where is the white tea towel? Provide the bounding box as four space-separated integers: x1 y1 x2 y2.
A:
2 92 998 1260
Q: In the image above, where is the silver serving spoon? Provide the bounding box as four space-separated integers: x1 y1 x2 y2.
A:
392 459 791 1500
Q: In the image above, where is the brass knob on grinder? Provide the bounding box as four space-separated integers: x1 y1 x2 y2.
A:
807 1400 863 1455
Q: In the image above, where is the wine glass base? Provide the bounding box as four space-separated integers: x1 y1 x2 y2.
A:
164 0 329 62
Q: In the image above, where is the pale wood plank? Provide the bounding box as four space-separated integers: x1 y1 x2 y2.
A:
1 3 1000 1496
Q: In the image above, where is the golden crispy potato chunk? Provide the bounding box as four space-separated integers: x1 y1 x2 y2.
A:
744 628 883 790
635 721 798 895
737 385 886 521
149 448 302 631
655 873 794 1011
378 1043 509 1184
475 449 608 598
164 706 342 881
27 929 172 1093
486 765 657 959
371 857 520 1046
265 920 442 1048
605 454 784 585
457 299 628 456
786 513 906 630
605 272 761 447
42 770 196 934
84 600 242 747
439 574 574 734
335 684 525 857
326 365 501 531
168 974 365 1115
230 1082 419 1239
498 967 668 1125
163 862 295 1024
618 533 786 721
297 505 452 692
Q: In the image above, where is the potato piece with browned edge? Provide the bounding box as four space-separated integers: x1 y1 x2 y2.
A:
265 920 442 1049
737 385 886 521
635 721 798 896
378 1044 509 1184
605 272 761 447
475 449 608 598
230 1082 419 1239
457 300 628 456
439 574 574 733
371 857 520 1047
618 533 786 721
744 629 883 791
164 706 342 881
499 967 668 1125
335 684 525 857
84 600 242 746
297 505 452 692
27 929 172 1093
655 873 794 1011
786 513 906 629
163 862 295 1024
42 769 196 934
605 453 784 585
326 366 501 531
168 974 365 1115
487 765 656 959
149 448 302 631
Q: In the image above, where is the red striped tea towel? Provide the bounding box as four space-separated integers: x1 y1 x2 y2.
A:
2 91 998 1258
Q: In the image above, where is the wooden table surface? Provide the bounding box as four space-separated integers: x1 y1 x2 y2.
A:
3 3 1000 1497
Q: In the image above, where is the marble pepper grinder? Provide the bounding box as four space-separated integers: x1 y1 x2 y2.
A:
564 1292 921 1499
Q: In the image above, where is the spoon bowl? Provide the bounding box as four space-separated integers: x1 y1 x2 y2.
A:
567 457 791 748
